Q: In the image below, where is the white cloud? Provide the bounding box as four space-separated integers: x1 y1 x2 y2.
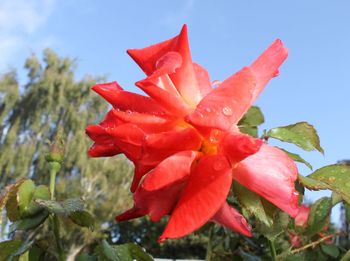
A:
0 0 56 72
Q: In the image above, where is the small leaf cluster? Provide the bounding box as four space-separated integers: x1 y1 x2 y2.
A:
0 178 94 260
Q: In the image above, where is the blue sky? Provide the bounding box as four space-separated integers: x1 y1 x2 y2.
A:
1 0 349 223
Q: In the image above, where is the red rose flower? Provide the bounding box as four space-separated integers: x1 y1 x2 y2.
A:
86 25 300 241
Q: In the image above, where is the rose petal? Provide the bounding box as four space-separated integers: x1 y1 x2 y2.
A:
128 25 203 107
186 67 256 130
112 108 176 133
136 79 192 117
108 123 145 161
141 127 202 166
219 132 263 165
160 154 232 241
193 62 213 97
295 204 310 227
212 202 252 237
250 39 288 102
87 143 120 158
116 151 199 221
92 81 166 114
233 144 299 217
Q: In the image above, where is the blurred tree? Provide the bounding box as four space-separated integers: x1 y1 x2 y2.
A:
0 50 133 257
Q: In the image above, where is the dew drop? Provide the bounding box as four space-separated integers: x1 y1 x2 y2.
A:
126 110 132 114
205 107 212 113
209 129 221 144
293 191 299 197
222 106 233 116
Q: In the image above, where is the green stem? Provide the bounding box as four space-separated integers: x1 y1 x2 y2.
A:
49 162 61 200
268 239 277 261
205 225 214 261
49 162 64 260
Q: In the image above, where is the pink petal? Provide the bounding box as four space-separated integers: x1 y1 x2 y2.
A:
193 63 213 97
233 144 299 217
136 79 192 117
250 39 288 102
186 67 256 130
212 202 252 237
108 123 145 162
160 154 232 241
128 25 203 107
112 108 176 133
187 40 288 131
141 127 202 166
295 204 310 227
87 143 120 157
219 132 263 164
116 151 199 222
92 81 165 114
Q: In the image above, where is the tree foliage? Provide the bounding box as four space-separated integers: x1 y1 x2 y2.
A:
0 50 133 256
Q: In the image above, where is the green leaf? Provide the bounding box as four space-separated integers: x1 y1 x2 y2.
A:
239 126 258 137
8 240 34 261
306 197 332 236
13 210 49 231
341 249 350 261
331 192 342 206
126 243 153 261
267 122 323 154
320 243 339 258
18 180 36 216
279 148 313 170
0 240 22 261
3 179 27 222
308 164 350 204
75 253 97 261
233 183 273 227
239 106 264 127
95 240 132 261
256 211 290 241
298 175 328 190
69 210 94 229
35 199 65 215
238 106 264 138
344 203 350 223
62 198 85 213
35 198 84 215
25 185 51 217
239 248 262 261
94 241 153 261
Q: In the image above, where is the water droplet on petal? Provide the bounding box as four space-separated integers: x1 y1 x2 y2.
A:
222 106 233 116
205 107 212 113
126 110 132 114
293 191 299 197
209 129 221 144
212 80 222 88
273 70 280 77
